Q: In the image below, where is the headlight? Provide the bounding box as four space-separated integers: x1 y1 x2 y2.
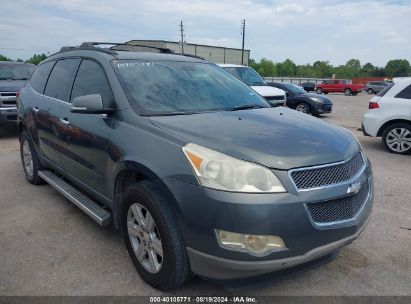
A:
182 143 286 193
310 97 321 102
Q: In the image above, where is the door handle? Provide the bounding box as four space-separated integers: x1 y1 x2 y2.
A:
32 107 39 114
60 118 70 126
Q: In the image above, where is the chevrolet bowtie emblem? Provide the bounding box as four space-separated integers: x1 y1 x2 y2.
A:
347 182 361 194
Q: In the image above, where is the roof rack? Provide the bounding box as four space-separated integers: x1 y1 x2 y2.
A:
57 42 205 60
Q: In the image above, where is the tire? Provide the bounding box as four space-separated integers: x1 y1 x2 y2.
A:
367 88 374 94
20 130 44 185
295 102 311 114
352 92 358 96
344 88 352 96
120 181 191 290
316 88 323 94
382 123 411 155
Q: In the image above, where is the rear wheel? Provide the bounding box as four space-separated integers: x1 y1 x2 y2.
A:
295 102 311 114
367 88 374 94
316 88 323 94
20 130 44 185
344 88 352 96
382 123 411 155
121 181 191 290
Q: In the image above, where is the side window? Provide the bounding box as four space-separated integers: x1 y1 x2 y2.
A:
44 59 81 102
341 80 347 84
71 60 114 107
395 85 411 100
29 61 55 94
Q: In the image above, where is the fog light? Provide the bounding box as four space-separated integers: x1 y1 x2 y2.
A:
216 230 286 255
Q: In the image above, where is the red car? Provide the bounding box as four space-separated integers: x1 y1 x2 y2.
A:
315 79 364 96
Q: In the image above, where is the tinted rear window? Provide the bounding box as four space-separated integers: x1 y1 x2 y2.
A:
44 59 80 101
29 61 55 94
395 84 411 99
377 83 394 97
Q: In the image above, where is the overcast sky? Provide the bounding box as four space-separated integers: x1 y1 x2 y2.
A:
1 0 410 66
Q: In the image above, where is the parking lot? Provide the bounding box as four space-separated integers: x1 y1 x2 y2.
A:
0 93 410 296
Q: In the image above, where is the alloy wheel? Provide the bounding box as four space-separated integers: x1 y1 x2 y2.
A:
22 139 34 177
127 203 163 274
296 103 309 113
386 128 411 153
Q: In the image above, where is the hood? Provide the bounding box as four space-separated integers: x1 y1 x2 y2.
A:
150 107 359 170
250 85 285 98
0 80 27 92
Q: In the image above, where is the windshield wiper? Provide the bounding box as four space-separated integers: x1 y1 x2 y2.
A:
149 110 203 116
228 104 265 111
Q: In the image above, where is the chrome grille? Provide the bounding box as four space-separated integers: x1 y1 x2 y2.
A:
306 181 369 224
265 96 284 101
290 153 364 190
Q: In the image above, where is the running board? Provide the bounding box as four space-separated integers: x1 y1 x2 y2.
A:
38 170 112 226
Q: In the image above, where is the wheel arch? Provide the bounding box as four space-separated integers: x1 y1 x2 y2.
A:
111 161 182 230
377 119 411 136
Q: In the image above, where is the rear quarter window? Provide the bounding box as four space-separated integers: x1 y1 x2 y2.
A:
395 84 411 100
29 61 55 94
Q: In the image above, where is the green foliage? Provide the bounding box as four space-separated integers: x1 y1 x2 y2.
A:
384 59 411 77
25 53 48 65
249 58 411 78
0 54 12 61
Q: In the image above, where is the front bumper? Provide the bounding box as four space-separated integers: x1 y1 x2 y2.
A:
164 160 373 279
187 215 370 279
0 106 17 125
315 103 332 114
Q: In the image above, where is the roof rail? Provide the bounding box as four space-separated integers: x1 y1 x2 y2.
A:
174 53 205 60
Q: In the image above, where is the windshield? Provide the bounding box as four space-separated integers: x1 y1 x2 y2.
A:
0 63 35 80
112 60 269 115
223 66 266 86
282 83 306 94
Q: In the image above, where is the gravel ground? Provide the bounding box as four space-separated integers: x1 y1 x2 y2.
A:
0 93 410 296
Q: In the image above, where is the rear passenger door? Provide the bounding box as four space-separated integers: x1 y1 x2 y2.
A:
31 59 80 167
58 59 116 197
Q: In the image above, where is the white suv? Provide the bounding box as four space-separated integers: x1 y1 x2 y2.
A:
362 77 411 154
217 64 286 107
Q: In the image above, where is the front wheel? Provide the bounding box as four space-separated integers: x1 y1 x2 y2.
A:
316 88 323 94
344 88 352 96
367 88 374 94
382 123 411 155
295 102 311 114
20 130 44 185
121 181 191 290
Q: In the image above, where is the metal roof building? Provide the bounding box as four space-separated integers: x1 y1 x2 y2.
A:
122 40 250 65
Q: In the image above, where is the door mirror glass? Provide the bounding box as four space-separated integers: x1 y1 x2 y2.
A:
71 94 113 114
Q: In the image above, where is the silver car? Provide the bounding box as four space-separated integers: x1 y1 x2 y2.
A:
364 81 390 94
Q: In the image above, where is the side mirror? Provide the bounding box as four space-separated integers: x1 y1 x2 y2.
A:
286 92 290 97
71 94 114 114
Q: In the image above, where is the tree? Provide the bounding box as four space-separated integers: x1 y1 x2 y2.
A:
313 61 333 78
361 62 375 76
384 59 411 77
252 58 277 76
26 53 48 65
0 54 12 61
277 59 296 77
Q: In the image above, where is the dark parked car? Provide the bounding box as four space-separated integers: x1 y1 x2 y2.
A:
364 81 390 94
268 82 333 115
17 43 373 290
0 62 35 126
301 81 316 92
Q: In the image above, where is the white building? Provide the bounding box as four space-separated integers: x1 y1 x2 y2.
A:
120 40 250 65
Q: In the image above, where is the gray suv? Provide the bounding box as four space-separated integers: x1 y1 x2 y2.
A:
364 81 390 94
0 62 35 126
17 43 373 290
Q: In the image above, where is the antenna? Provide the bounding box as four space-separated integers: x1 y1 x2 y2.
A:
180 21 186 54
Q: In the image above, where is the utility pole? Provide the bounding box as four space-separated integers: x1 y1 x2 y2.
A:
241 19 245 65
180 20 185 54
